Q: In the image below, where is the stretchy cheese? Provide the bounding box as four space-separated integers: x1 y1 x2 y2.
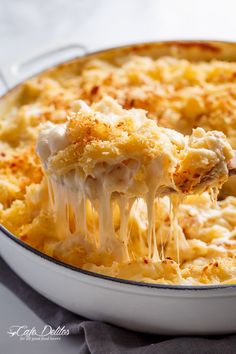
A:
36 97 233 263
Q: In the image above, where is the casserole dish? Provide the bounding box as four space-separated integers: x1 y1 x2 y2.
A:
0 40 236 335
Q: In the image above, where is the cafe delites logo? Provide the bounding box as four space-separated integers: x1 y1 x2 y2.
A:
7 325 70 341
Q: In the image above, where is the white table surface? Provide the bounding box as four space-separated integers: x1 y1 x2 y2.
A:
1 0 236 352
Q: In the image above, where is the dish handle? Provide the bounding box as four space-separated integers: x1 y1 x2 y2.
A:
0 42 87 94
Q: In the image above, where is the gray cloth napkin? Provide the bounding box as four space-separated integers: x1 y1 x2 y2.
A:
1 256 236 354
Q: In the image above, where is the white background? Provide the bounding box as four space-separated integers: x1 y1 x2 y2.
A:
0 0 236 352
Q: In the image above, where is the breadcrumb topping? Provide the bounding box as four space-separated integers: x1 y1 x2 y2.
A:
1 54 236 285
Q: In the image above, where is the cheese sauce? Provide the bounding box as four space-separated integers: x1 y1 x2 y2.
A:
35 97 233 282
1 55 236 285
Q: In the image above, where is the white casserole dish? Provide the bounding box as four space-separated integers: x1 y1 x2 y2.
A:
0 40 236 335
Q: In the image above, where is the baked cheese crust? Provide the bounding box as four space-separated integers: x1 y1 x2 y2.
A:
1 55 236 285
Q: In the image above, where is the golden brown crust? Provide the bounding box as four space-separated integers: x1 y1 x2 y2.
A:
1 53 236 285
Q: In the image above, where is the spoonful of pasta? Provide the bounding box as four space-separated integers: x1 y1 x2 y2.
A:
36 97 234 259
37 96 234 199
